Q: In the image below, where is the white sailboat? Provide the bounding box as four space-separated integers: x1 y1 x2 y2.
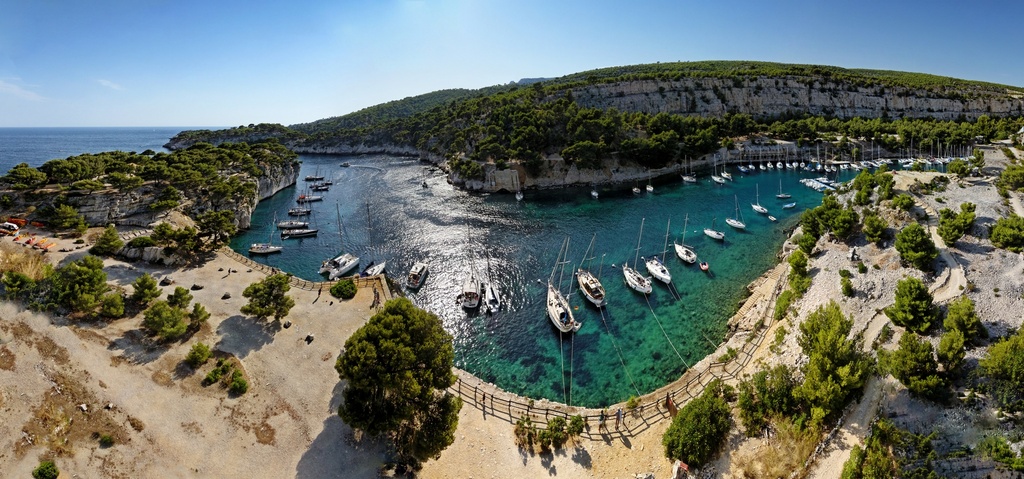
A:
704 218 725 240
281 208 318 239
643 219 672 284
576 234 607 307
482 253 500 314
460 257 482 310
623 218 654 294
320 204 359 279
250 213 283 254
681 158 697 183
548 237 581 333
726 195 746 230
591 185 599 199
752 184 769 214
673 213 697 264
776 178 791 199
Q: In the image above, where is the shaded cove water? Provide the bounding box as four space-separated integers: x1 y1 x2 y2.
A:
230 154 855 407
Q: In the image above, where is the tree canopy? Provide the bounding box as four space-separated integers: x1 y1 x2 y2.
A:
794 301 871 426
894 222 937 271
885 276 936 334
240 273 295 321
662 383 732 467
886 332 946 399
336 297 461 467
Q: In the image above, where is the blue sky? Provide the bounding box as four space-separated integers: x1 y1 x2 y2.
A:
1 0 1021 127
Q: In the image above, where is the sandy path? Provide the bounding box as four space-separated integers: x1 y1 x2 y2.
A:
1 235 391 479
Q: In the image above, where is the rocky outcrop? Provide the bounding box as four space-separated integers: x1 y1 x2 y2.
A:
188 161 300 230
566 76 1024 120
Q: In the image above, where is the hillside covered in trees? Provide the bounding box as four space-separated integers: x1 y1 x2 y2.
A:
166 61 1024 185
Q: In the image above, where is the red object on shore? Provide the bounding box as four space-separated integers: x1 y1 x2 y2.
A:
6 218 27 227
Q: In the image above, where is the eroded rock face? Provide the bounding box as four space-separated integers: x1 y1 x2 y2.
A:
566 76 1024 120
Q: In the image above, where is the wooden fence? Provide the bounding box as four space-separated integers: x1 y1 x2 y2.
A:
448 265 789 436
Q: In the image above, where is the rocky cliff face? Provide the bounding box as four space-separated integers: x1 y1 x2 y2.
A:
566 76 1024 120
187 161 300 230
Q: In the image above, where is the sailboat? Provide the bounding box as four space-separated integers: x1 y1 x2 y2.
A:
591 186 599 199
576 234 607 307
514 173 524 201
704 218 725 240
776 178 791 199
482 253 501 314
646 171 654 193
281 208 318 239
643 219 672 284
681 157 697 183
460 249 482 310
726 195 746 230
673 214 697 264
276 219 309 229
250 213 283 254
547 237 581 333
319 204 359 279
632 180 642 195
751 184 769 214
711 159 726 184
304 166 324 182
288 206 311 216
623 218 654 294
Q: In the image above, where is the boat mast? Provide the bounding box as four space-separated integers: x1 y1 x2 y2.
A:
634 218 645 268
662 218 671 262
557 236 570 292
681 214 689 246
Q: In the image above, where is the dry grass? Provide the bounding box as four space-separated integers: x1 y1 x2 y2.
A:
0 241 52 280
733 418 820 479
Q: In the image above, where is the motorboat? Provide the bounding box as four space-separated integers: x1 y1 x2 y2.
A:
516 190 524 202
364 262 386 276
249 242 282 255
407 262 428 289
768 215 777 222
783 202 797 209
591 188 599 199
296 194 323 203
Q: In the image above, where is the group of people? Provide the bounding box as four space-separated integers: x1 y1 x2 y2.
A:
598 408 625 432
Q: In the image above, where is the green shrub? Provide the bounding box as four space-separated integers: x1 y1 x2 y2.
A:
839 269 852 278
329 279 357 299
857 262 867 274
891 194 915 211
100 293 124 318
884 276 936 333
32 460 59 479
841 276 854 297
185 342 212 368
662 386 731 467
99 433 115 447
774 290 794 321
228 369 249 395
567 414 585 438
626 395 640 410
126 236 156 248
90 224 124 256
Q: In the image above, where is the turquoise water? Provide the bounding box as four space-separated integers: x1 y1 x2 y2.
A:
230 155 863 407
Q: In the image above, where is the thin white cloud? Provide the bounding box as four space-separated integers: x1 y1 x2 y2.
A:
0 79 44 101
97 79 123 90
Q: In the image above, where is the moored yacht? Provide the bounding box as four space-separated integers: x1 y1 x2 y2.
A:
407 262 428 289
704 218 725 240
643 219 673 284
623 218 654 294
576 234 607 307
673 214 697 264
548 237 581 332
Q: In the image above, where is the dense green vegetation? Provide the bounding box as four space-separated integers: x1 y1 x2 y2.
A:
884 277 936 333
936 202 976 245
336 298 461 469
240 274 295 321
662 381 732 467
840 418 941 478
32 460 60 479
884 332 946 399
186 342 213 368
0 141 297 240
794 301 872 427
330 279 357 299
990 215 1024 252
894 222 938 270
164 61 1024 188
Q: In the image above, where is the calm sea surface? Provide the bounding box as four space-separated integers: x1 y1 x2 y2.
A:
3 127 874 407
